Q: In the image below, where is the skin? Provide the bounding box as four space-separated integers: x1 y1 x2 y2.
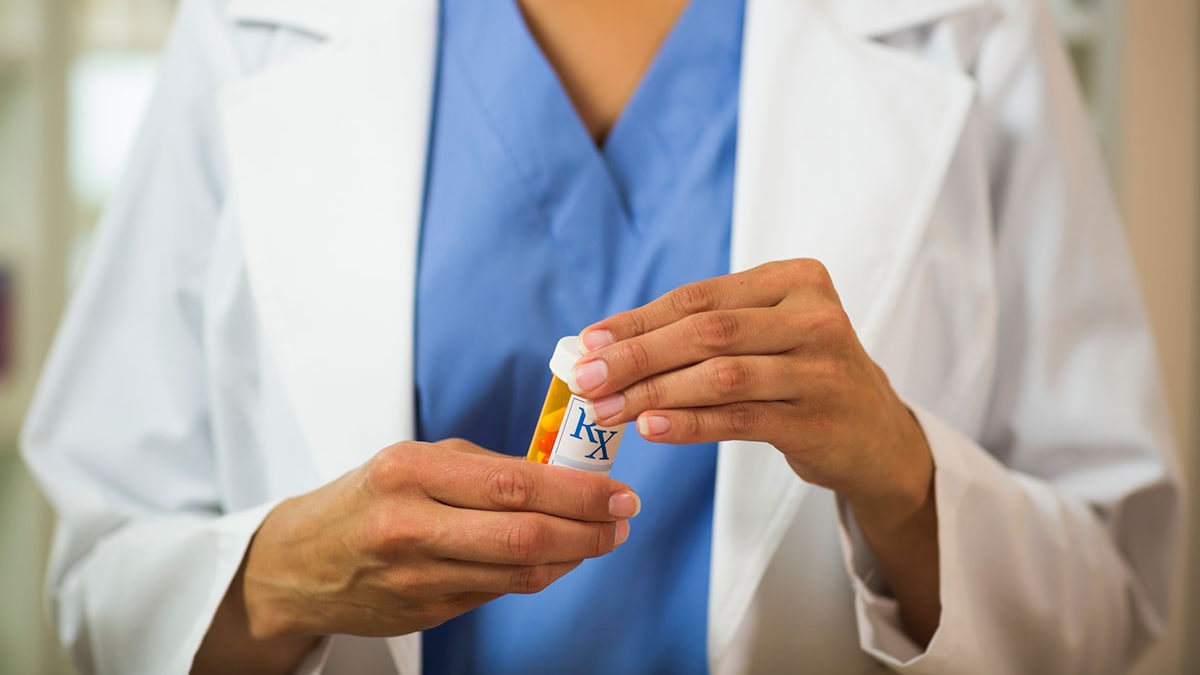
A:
518 0 690 143
194 440 640 673
574 260 941 645
195 4 940 672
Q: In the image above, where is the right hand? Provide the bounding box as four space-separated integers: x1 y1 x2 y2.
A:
241 438 639 639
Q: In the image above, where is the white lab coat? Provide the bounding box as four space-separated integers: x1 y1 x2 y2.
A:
21 0 1181 672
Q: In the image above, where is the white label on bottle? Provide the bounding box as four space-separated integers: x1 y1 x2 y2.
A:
547 395 623 474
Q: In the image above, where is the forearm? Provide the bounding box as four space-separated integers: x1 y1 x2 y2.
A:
849 470 940 647
829 395 941 648
193 553 321 675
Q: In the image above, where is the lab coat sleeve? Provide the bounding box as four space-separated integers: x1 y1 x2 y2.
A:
835 2 1182 673
19 2 303 673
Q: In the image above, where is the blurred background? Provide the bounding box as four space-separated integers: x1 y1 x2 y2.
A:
0 0 1196 673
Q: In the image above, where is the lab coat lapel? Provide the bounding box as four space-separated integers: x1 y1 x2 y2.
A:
221 6 435 670
219 0 436 484
710 0 978 667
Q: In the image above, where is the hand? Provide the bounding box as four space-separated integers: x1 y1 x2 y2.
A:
242 438 639 639
572 259 931 524
570 259 941 644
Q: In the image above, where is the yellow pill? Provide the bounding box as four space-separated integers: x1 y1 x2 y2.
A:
539 406 566 432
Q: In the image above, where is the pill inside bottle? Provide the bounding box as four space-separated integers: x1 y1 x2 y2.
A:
525 336 626 476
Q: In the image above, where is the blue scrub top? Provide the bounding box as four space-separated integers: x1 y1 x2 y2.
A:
416 0 744 671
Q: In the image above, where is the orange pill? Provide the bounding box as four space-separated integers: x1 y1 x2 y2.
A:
536 430 557 454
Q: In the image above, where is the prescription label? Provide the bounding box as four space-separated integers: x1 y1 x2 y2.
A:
547 395 623 474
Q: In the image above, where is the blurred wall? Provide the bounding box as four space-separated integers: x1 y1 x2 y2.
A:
1119 1 1200 674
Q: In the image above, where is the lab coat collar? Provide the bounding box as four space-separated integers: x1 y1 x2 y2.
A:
833 0 992 37
223 0 993 40
224 0 349 39
219 0 975 672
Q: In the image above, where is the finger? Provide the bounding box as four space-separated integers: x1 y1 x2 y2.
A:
573 307 803 398
429 511 631 565
581 268 787 351
633 401 797 446
487 561 581 595
414 447 641 521
591 355 801 425
580 259 839 352
390 560 583 601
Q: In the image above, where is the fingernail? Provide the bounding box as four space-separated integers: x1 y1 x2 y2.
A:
609 491 641 518
614 519 631 547
592 393 624 420
581 329 615 352
637 415 671 437
573 360 608 391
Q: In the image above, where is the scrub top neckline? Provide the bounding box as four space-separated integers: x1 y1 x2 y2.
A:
445 0 742 231
418 0 743 670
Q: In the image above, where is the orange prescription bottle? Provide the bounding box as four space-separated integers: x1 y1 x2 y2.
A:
526 336 626 476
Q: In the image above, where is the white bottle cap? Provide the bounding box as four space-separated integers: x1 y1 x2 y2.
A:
548 335 585 393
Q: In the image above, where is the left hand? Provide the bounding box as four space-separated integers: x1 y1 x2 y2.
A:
572 259 933 522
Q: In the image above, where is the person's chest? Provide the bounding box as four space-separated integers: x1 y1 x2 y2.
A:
516 0 689 142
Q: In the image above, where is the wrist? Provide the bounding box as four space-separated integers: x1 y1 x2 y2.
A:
195 525 322 675
242 498 319 640
847 403 934 535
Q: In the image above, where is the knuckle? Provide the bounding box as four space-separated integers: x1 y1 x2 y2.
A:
511 565 554 594
692 311 740 351
500 519 546 562
591 523 616 557
671 281 719 315
709 357 749 396
616 339 653 374
580 475 616 517
638 376 667 410
361 507 431 558
757 259 789 279
402 587 456 626
813 307 853 343
726 404 759 435
774 258 834 295
441 437 473 453
682 411 704 440
627 311 649 338
814 269 839 299
796 258 831 286
391 567 434 601
761 259 799 288
485 466 535 511
365 443 411 491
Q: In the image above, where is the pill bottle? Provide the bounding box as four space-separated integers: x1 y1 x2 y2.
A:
526 336 626 476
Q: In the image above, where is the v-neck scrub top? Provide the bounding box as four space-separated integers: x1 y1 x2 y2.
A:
415 0 745 671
